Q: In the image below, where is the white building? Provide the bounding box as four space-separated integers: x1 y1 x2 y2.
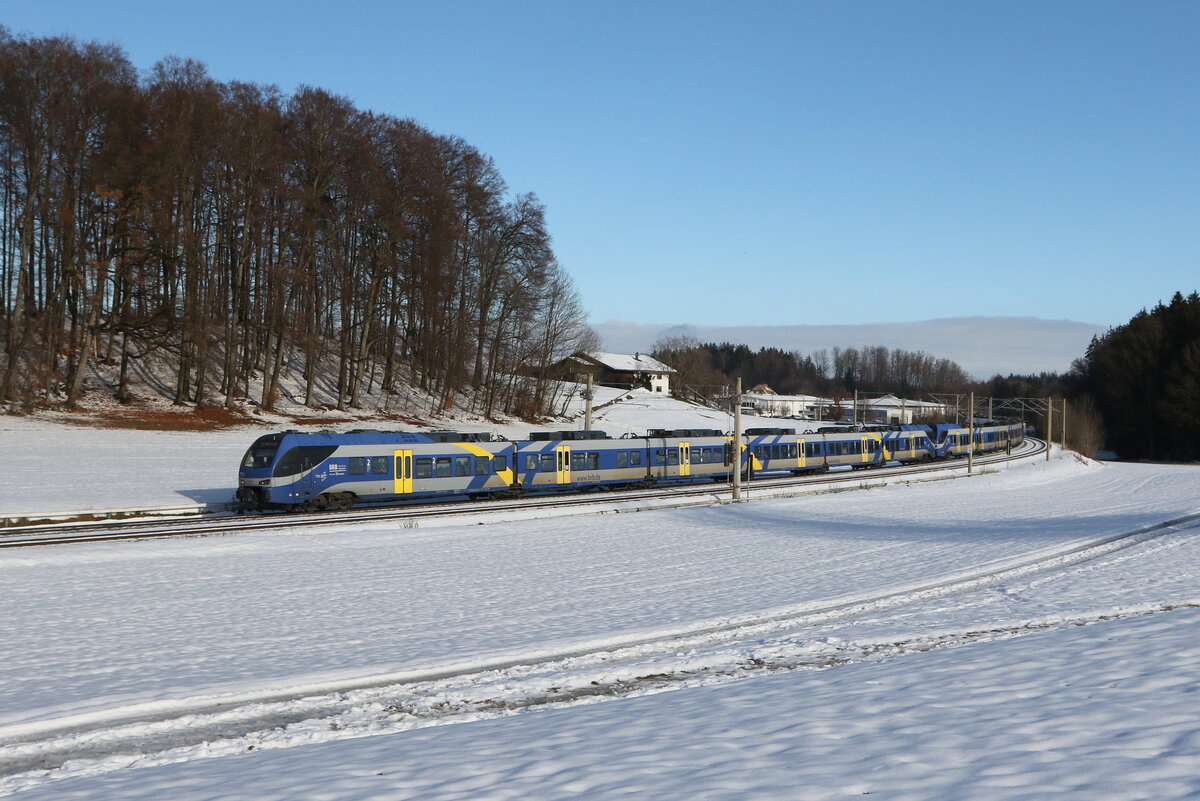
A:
741 389 946 424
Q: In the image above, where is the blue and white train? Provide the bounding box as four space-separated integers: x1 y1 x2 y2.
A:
235 421 1024 511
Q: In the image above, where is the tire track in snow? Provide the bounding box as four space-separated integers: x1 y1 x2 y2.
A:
3 509 1199 788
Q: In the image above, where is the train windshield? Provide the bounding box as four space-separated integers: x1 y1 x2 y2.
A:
242 437 281 469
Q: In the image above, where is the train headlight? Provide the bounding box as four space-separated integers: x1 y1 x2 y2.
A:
258 480 271 486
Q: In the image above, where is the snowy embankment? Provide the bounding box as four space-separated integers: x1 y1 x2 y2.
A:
1 396 1199 799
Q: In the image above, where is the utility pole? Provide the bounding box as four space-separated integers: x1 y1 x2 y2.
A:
853 390 859 426
1046 396 1053 461
583 373 594 431
1061 398 1068 450
968 391 975 475
732 377 742 502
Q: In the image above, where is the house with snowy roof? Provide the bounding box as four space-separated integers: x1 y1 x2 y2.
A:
553 351 677 394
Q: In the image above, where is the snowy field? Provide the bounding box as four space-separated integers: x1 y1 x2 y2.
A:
1 395 1199 799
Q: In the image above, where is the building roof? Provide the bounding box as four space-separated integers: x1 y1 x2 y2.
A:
744 391 827 403
577 351 677 374
864 394 944 409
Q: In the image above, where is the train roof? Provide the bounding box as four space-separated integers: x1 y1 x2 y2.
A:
262 429 500 445
645 428 726 438
526 430 610 441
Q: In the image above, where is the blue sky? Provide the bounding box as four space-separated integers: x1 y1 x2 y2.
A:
6 1 1197 329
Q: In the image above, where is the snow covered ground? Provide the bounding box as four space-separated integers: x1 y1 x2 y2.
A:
1 395 1199 799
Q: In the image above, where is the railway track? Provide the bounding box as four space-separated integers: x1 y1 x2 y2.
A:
0 439 1046 548
3 482 1196 786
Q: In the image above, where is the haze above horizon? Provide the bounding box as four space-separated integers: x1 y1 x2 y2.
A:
6 1 1197 329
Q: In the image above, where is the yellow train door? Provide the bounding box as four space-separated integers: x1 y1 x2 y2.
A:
393 450 413 494
556 445 571 485
680 443 691 477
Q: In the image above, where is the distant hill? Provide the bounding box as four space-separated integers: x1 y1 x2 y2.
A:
592 317 1108 379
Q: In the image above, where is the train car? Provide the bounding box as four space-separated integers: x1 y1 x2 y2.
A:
644 429 731 484
931 421 1024 459
513 430 636 492
744 428 810 476
976 421 1024 454
512 429 732 491
237 429 515 510
931 424 972 459
880 425 936 464
744 427 892 476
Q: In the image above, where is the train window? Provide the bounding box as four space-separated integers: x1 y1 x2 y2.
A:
455 456 471 477
371 456 389 475
475 458 490 476
630 450 643 466
414 457 433 479
435 457 453 478
525 454 539 471
654 449 667 465
349 457 367 475
540 453 556 472
272 446 337 477
492 455 507 472
616 451 628 468
572 452 587 471
242 440 280 469
667 450 679 465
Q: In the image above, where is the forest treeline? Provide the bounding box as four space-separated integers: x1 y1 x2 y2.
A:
0 30 594 416
652 336 973 399
1072 291 1200 461
982 291 1200 461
